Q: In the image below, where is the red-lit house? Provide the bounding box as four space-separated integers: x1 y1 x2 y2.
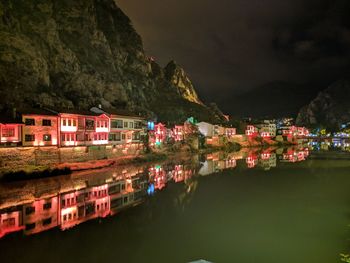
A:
246 154 258 168
0 114 23 146
225 127 236 138
245 125 258 137
172 125 185 142
148 165 167 190
297 127 309 137
21 109 59 147
22 196 59 235
0 209 24 238
282 148 309 162
60 184 110 230
58 110 110 147
149 123 167 146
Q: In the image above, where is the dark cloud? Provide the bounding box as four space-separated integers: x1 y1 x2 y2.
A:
117 0 350 116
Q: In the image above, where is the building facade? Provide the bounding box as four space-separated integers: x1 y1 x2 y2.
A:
21 110 59 147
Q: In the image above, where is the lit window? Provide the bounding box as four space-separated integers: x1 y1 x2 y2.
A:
2 128 15 137
43 134 51 142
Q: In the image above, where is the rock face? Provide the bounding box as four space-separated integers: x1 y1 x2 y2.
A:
164 61 203 105
296 80 350 130
0 0 223 123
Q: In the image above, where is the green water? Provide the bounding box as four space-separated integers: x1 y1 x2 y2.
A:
1 151 350 263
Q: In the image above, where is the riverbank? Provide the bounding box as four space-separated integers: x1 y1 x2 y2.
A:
0 134 307 179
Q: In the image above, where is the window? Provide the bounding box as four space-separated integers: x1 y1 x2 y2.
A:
25 118 35 126
43 134 51 142
42 217 52 226
42 119 51 126
43 202 52 210
2 218 15 227
111 120 123 129
2 128 15 137
68 119 71 126
132 132 140 141
25 206 35 215
129 122 134 128
123 196 128 203
123 122 128 128
134 121 143 129
25 134 35 142
25 223 36 230
61 199 66 207
122 133 126 140
109 132 121 141
86 119 95 130
73 119 77 126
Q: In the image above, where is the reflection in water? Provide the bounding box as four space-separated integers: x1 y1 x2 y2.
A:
0 146 310 239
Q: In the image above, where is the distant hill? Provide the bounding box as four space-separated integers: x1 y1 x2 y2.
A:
0 0 225 124
296 79 350 130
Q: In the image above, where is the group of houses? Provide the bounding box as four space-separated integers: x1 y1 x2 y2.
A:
0 107 239 149
0 107 146 148
0 107 204 149
245 120 309 139
0 107 311 150
0 162 197 238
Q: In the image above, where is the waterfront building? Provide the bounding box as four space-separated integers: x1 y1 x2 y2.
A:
58 110 110 147
91 108 146 145
245 125 259 137
257 123 277 138
22 196 59 235
0 208 23 238
0 114 23 146
21 109 59 147
149 123 167 146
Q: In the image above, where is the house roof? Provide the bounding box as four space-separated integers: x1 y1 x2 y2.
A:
56 108 102 116
104 109 145 119
0 114 24 125
18 108 58 116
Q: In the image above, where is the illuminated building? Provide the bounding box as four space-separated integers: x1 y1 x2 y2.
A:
245 125 258 137
149 123 167 146
58 110 110 147
21 109 59 147
0 114 23 146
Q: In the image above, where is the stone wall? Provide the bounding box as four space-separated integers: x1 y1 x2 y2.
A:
0 143 144 172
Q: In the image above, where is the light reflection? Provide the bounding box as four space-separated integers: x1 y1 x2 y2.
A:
0 147 311 239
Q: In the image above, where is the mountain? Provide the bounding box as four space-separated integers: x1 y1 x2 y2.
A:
0 0 224 123
226 81 320 118
296 79 350 130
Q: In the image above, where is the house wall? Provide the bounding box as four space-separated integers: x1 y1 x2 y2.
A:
22 115 58 147
0 124 21 144
109 116 144 144
197 122 214 137
22 196 59 235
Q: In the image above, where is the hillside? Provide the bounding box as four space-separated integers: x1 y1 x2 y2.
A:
0 0 225 123
296 79 350 130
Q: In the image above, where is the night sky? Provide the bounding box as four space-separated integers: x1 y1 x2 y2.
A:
117 0 350 117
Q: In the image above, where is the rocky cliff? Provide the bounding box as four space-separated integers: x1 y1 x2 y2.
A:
0 0 224 123
296 79 350 130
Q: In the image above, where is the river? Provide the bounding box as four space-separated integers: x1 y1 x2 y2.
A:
1 146 350 263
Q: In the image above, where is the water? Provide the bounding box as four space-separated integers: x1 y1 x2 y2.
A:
1 146 350 263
